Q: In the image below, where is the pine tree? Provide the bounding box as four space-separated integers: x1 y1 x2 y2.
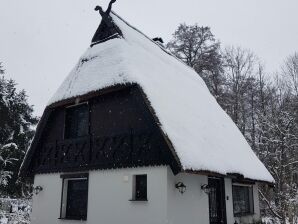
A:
0 62 38 197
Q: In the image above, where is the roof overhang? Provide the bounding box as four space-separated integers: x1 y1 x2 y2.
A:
185 169 274 186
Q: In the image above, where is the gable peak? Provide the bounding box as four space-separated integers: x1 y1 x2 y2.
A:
91 0 122 47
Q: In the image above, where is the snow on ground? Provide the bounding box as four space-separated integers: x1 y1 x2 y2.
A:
47 12 274 183
0 217 8 224
0 198 31 224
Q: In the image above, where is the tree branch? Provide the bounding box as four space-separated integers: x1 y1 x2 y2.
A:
258 190 283 220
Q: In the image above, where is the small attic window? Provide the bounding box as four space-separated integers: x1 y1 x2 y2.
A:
64 103 89 139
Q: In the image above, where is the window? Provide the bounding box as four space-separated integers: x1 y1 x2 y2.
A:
64 104 89 139
60 174 88 220
232 185 254 216
132 175 147 201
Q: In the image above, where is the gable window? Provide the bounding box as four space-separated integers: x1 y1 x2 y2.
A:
232 185 254 216
64 103 89 139
131 174 147 201
60 174 89 220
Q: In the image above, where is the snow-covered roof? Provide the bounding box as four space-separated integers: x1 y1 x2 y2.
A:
48 12 274 183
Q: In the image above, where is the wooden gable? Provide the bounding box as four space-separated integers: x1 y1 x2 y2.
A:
20 85 181 176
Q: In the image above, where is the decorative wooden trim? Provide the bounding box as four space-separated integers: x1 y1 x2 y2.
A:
30 130 171 174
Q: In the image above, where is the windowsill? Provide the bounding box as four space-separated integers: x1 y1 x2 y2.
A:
58 217 87 221
234 212 255 217
129 198 148 202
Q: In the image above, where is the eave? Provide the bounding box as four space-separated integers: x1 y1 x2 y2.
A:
184 169 274 186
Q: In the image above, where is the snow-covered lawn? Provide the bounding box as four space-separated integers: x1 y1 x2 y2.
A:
0 198 31 224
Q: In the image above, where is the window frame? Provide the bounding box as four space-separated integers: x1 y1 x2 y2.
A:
63 102 90 140
130 174 148 201
59 173 89 221
232 183 254 217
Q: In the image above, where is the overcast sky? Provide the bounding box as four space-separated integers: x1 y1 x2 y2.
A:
1 0 298 116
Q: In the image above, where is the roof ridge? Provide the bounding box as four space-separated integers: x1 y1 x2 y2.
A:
111 11 194 72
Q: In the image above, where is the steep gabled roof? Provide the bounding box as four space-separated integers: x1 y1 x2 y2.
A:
24 12 274 183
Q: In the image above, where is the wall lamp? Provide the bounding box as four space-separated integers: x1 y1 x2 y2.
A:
175 182 186 194
33 186 43 195
201 184 211 194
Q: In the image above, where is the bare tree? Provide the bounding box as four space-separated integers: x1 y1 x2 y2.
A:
222 46 257 133
282 53 298 96
167 21 298 222
257 75 298 224
167 24 224 99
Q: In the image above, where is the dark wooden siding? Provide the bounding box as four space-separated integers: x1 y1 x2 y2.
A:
90 87 155 136
41 109 64 143
28 86 180 175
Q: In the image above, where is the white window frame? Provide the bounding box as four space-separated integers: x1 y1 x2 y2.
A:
59 173 89 220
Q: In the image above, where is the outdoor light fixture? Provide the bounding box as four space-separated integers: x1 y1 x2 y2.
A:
201 184 211 194
33 186 43 195
175 182 186 194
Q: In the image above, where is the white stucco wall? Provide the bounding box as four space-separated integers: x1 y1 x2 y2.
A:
31 166 168 224
31 173 61 224
166 168 209 224
31 166 261 224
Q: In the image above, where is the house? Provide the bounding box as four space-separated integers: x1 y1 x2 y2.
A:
20 4 274 224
